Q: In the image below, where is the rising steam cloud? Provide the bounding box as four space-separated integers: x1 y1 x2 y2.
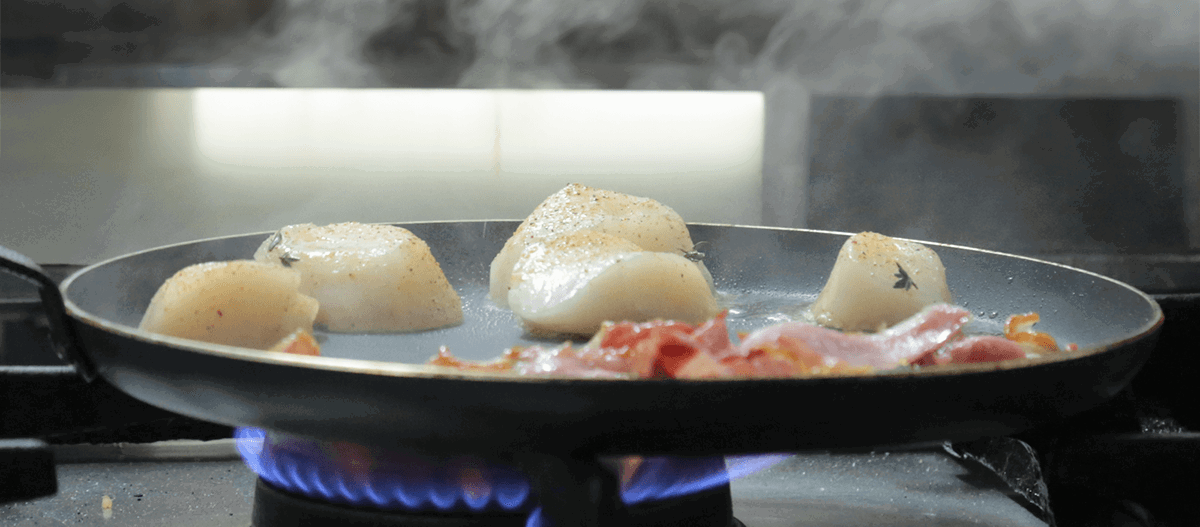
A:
194 0 1196 227
211 0 1197 95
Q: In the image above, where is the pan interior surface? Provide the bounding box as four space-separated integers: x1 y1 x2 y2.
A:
62 221 1159 369
56 221 1163 452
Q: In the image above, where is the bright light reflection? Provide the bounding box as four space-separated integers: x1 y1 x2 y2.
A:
190 89 764 225
192 89 763 176
193 89 496 171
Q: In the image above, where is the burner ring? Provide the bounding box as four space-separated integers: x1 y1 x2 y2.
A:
252 478 530 527
252 476 746 527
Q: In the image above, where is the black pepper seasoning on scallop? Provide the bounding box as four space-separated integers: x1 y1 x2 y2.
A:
254 222 463 333
489 184 717 335
809 232 952 332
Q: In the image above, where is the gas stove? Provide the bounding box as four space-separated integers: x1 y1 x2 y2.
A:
3 439 1052 527
3 0 1196 522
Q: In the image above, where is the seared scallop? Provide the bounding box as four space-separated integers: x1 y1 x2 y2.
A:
139 261 319 350
254 222 463 333
809 232 952 332
508 230 719 336
490 184 705 308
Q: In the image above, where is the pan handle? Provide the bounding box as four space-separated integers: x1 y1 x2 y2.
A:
0 245 97 381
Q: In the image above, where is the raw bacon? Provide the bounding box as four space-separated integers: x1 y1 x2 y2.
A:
429 304 1013 378
430 344 635 378
593 315 736 377
735 304 972 369
911 336 1027 366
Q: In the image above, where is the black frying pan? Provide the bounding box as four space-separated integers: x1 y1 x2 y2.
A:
0 222 1162 457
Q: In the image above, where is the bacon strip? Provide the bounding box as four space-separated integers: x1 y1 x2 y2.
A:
268 329 321 356
429 304 1047 378
734 304 971 369
1004 312 1070 352
912 336 1027 366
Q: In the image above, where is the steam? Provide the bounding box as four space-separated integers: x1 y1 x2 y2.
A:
455 0 645 88
193 0 1196 227
209 0 398 87
206 0 1196 94
267 0 396 87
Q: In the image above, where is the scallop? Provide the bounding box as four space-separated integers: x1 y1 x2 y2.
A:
490 184 706 308
809 232 952 332
508 230 719 336
254 222 463 333
139 261 319 350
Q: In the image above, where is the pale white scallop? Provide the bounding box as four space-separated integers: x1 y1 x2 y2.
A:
139 260 319 350
490 184 704 308
809 232 952 332
253 222 462 333
508 230 719 335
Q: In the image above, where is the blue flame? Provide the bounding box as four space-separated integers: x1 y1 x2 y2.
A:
727 453 792 480
526 507 546 527
619 453 790 505
521 453 787 527
235 427 532 512
235 427 787 525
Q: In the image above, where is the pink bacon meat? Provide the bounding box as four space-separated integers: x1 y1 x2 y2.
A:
431 304 977 378
733 304 972 369
911 335 1028 366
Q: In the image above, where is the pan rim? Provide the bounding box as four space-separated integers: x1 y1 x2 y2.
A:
58 221 1165 383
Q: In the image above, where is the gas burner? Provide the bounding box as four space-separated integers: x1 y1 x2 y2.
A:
252 477 745 527
237 427 750 527
252 478 529 527
235 428 532 514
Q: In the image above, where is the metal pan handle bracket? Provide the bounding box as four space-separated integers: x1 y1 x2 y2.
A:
515 453 630 527
0 245 97 381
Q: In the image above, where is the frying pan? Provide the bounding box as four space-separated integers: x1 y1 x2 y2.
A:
0 221 1162 457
